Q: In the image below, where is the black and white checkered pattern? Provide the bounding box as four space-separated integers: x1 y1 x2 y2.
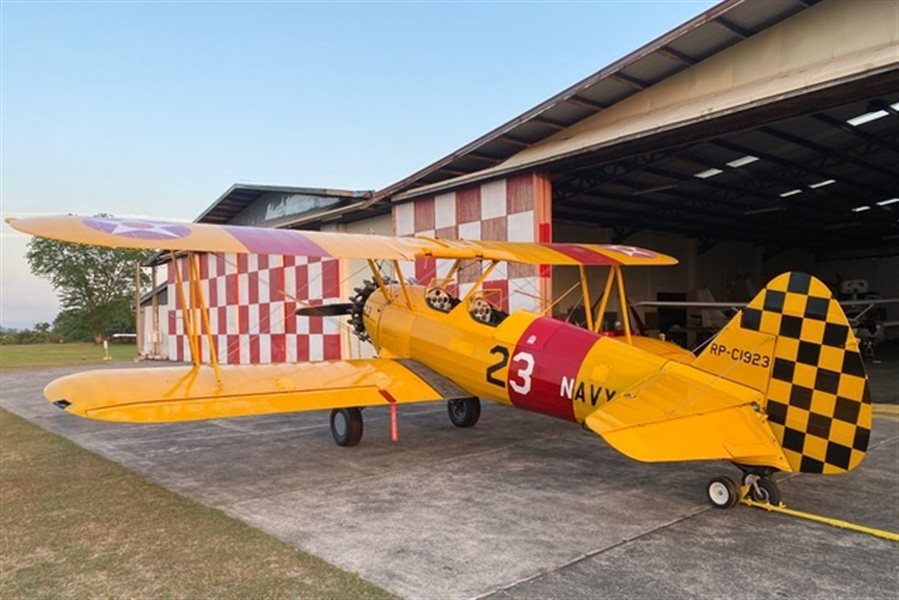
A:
741 272 871 474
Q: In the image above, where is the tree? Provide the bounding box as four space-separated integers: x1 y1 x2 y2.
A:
26 233 150 343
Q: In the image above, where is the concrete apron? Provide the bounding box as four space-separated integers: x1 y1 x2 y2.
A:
2 364 897 600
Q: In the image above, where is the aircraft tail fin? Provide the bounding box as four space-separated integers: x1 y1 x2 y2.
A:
693 272 871 474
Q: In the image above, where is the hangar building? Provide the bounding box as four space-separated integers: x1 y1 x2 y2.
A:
141 0 899 363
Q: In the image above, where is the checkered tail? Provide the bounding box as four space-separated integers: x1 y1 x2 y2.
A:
696 272 872 475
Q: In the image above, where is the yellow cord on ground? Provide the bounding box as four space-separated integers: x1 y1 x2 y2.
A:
740 496 899 542
872 403 899 419
736 406 898 542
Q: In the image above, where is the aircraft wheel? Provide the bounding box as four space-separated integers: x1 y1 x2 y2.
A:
707 476 739 509
330 408 363 447
447 398 481 428
747 476 782 506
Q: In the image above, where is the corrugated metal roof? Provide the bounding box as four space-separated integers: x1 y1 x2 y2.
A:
367 0 818 207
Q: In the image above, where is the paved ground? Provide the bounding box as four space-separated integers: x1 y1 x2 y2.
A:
2 354 897 599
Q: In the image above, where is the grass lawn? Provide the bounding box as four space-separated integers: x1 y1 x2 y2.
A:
0 409 395 599
0 343 137 370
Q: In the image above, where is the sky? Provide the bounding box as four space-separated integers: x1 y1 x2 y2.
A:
0 0 715 329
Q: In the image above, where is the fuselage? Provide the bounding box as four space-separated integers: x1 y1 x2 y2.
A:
363 284 695 424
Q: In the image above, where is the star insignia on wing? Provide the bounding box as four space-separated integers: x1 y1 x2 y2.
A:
108 220 183 238
84 217 190 240
606 245 656 258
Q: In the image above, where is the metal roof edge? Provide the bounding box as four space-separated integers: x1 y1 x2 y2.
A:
364 0 751 208
390 62 899 203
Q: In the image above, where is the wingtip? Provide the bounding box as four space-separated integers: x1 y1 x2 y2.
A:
4 216 17 225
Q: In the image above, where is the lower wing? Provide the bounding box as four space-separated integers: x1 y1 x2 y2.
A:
45 359 464 423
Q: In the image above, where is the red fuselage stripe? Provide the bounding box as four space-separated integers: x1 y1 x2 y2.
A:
507 317 599 422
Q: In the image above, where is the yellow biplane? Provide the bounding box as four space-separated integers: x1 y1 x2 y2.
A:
7 215 873 509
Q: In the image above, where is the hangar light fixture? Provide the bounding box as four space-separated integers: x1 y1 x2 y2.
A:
808 179 836 189
847 101 899 126
876 197 899 206
693 168 722 179
726 155 758 168
847 110 889 126
779 189 803 198
851 205 871 212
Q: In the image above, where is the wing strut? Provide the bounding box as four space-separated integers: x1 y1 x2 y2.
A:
170 251 200 366
591 266 633 344
391 260 413 308
579 265 594 331
169 251 223 386
615 266 633 344
367 259 391 301
188 253 223 386
438 258 463 289
460 260 499 305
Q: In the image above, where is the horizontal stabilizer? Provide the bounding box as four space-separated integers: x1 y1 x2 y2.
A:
585 362 791 470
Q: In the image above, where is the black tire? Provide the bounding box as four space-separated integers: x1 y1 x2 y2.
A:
330 408 363 447
447 398 481 428
748 477 782 506
707 476 739 509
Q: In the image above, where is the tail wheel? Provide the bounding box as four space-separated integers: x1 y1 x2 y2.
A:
746 475 782 506
447 398 481 428
707 476 739 509
330 408 363 447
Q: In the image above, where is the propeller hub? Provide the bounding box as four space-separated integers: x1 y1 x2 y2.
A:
349 279 379 343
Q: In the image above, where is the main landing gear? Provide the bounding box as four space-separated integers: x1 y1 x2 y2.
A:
330 398 482 447
447 398 481 428
706 468 782 509
330 408 364 447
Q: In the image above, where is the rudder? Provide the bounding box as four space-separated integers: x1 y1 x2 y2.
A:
693 272 872 474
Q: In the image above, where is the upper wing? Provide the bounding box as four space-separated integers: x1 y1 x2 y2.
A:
44 359 468 423
6 214 676 266
584 362 792 471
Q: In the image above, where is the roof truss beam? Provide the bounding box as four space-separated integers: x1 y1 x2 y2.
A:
655 46 698 66
757 125 899 181
710 137 897 199
810 113 899 157
712 17 752 39
609 73 648 91
566 96 608 111
497 134 532 148
531 116 568 131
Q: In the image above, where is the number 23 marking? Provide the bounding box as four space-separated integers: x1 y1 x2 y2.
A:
485 345 534 395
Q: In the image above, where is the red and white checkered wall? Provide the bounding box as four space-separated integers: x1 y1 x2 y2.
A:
166 253 343 364
393 172 553 313
162 171 552 364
